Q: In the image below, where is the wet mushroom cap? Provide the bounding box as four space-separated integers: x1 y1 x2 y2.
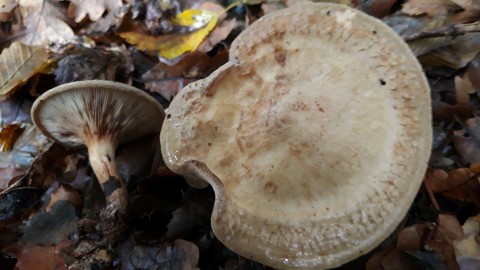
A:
31 80 164 148
161 3 431 270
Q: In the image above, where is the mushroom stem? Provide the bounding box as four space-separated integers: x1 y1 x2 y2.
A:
87 138 128 218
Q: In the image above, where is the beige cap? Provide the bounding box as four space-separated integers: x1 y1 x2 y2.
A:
31 80 164 148
161 3 431 269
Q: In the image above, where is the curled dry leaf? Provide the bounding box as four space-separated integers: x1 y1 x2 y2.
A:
0 42 54 100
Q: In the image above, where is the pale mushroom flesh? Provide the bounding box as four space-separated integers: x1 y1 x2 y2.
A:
32 80 165 237
161 3 431 270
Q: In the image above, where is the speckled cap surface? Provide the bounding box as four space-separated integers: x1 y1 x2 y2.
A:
161 3 431 269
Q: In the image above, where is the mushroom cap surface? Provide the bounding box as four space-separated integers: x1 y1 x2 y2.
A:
32 80 165 148
161 3 431 270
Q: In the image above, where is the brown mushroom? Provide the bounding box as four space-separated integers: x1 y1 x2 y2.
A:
31 80 164 237
161 3 431 270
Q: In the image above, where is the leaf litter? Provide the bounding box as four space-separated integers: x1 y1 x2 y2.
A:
0 0 480 269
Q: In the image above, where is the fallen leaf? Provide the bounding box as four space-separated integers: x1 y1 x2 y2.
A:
0 42 54 100
68 0 123 23
402 0 458 17
197 17 235 53
17 0 75 45
121 8 219 60
143 50 228 100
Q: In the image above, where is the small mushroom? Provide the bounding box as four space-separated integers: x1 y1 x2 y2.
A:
31 80 164 237
161 3 431 270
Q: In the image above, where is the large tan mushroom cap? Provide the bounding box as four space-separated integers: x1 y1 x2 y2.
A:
161 3 431 270
31 80 164 148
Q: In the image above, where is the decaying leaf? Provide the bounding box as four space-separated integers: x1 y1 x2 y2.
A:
68 0 123 23
0 42 54 100
0 123 23 152
17 0 74 45
121 8 219 59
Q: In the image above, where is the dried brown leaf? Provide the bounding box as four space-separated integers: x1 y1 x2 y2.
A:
0 42 54 100
425 168 472 193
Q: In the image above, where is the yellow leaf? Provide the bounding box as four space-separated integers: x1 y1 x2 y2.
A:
0 42 54 100
121 9 218 60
